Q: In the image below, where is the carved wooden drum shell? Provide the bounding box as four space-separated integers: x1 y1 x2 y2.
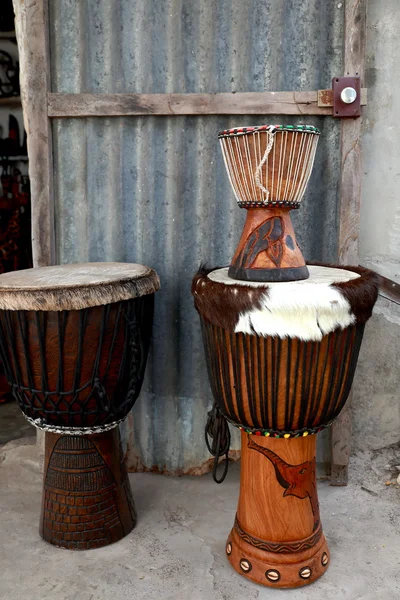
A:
201 319 364 435
0 296 154 429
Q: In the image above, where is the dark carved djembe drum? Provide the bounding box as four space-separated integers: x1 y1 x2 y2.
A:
193 124 379 588
0 263 159 549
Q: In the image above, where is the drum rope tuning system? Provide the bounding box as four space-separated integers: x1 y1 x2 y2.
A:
193 123 378 588
1 298 148 435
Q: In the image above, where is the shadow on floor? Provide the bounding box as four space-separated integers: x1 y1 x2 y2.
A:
0 399 35 445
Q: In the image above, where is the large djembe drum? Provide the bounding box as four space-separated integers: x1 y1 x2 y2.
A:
193 125 378 588
0 263 159 549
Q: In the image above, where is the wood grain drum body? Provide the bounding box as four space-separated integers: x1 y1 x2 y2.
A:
0 296 153 431
0 262 159 550
201 320 364 437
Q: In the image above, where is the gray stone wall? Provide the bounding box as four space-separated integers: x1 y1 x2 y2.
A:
352 297 400 450
354 0 400 451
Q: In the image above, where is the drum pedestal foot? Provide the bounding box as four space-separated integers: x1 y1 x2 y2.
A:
226 523 329 588
226 431 330 588
39 427 136 550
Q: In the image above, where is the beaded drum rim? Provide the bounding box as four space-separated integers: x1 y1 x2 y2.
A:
218 124 321 138
236 200 301 209
232 417 334 439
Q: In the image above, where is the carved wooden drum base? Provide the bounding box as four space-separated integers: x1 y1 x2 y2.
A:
227 523 329 588
226 432 330 588
40 428 136 550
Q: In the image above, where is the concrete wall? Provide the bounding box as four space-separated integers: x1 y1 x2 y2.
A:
352 297 400 450
361 0 400 282
353 0 400 450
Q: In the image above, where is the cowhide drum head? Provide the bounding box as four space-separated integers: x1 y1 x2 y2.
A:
0 262 160 311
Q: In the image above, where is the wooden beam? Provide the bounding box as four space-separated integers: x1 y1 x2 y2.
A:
377 273 400 305
331 0 367 486
13 0 55 267
47 91 333 118
0 96 21 107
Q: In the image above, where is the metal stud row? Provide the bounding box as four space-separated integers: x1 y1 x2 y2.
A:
226 542 329 583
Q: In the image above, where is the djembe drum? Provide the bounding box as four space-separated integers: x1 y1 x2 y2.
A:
193 125 378 588
219 124 319 281
0 263 160 550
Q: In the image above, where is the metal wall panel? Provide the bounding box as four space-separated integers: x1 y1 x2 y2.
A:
50 0 343 472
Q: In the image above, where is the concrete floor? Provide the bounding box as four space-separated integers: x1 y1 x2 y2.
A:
0 438 399 600
0 400 35 446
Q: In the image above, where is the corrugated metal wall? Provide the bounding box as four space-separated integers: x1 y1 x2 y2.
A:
49 0 343 473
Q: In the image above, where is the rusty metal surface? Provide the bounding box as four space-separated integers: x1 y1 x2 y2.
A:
318 87 367 108
332 76 361 118
318 89 334 108
49 0 343 473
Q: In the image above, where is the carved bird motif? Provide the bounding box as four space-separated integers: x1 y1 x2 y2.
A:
234 216 284 269
248 436 320 531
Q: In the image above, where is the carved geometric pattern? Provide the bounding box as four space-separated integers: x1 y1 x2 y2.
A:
234 516 322 554
42 436 124 550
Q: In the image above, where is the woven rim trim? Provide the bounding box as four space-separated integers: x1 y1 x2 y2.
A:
22 413 126 435
237 200 301 209
218 124 321 138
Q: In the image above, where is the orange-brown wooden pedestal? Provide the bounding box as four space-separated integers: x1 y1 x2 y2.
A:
229 207 309 282
39 427 136 550
226 432 329 588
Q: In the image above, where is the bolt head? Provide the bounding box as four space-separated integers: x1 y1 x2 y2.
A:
341 87 357 104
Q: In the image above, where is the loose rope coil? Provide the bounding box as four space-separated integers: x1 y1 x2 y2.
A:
205 401 231 483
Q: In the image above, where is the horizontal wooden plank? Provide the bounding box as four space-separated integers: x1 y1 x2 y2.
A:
0 96 21 107
0 31 16 39
318 87 367 107
48 92 333 118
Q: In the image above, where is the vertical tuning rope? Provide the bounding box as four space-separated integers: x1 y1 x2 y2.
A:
254 125 276 202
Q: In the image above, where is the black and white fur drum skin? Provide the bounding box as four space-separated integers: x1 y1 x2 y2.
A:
192 264 379 437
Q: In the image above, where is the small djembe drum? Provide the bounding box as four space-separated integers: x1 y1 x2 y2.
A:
0 263 159 550
219 124 319 282
193 124 379 588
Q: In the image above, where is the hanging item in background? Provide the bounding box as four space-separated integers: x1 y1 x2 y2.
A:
0 166 31 272
0 165 31 404
0 111 32 403
0 0 15 33
0 115 20 156
0 50 19 98
0 0 27 404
